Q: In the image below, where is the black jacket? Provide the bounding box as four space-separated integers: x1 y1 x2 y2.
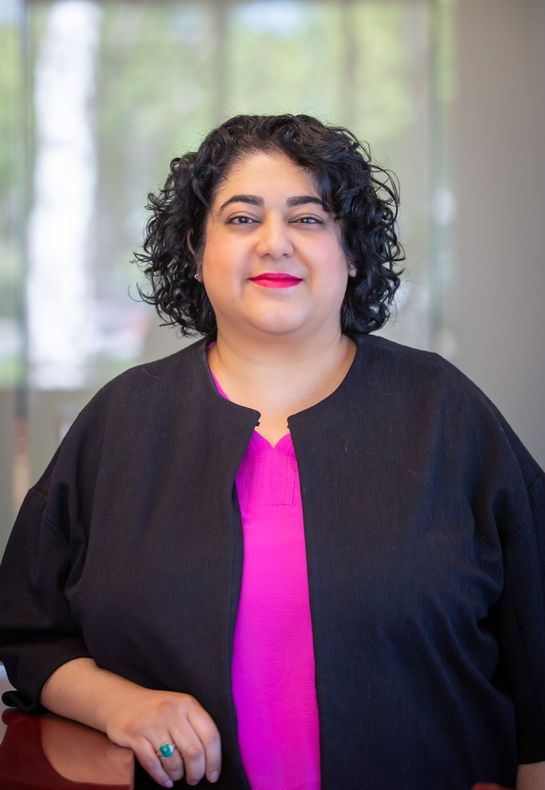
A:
1 334 544 789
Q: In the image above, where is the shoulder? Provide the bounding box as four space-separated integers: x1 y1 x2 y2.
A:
32 337 209 494
94 336 207 405
361 333 507 409
61 337 209 432
358 334 490 417
361 334 471 392
358 334 543 487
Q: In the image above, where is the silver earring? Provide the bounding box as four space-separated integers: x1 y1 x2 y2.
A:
348 264 357 278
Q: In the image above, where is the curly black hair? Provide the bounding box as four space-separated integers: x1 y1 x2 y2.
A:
133 113 404 338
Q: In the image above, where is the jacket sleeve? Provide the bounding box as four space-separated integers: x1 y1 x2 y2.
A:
0 389 109 712
450 361 545 764
499 472 545 764
0 485 91 711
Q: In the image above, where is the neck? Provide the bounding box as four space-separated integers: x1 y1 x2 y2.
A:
207 325 357 411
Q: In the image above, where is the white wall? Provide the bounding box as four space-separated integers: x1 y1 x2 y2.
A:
451 0 545 467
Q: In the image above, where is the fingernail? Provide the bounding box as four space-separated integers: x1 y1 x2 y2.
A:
210 770 220 782
163 782 173 789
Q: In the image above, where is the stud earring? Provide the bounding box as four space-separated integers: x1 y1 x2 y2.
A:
348 263 357 278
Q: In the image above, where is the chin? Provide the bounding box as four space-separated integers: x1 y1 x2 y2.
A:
249 315 310 337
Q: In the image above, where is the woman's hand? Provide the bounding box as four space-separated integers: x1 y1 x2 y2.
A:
106 687 222 787
473 761 545 790
41 659 221 788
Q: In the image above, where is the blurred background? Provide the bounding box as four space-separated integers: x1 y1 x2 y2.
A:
1 0 544 551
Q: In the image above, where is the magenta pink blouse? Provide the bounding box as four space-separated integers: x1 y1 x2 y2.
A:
210 371 320 790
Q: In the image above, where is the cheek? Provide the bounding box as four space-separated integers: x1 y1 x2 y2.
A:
202 245 231 281
202 231 248 271
201 247 248 306
309 239 349 281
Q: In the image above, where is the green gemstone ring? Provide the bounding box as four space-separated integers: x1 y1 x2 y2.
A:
158 743 177 759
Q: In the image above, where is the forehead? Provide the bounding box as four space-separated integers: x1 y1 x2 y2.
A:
213 150 320 200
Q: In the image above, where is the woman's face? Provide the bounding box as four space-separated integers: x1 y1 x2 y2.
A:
200 150 351 342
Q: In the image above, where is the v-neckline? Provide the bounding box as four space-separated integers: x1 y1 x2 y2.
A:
251 429 292 451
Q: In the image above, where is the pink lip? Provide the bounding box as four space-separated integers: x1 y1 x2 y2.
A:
250 273 302 289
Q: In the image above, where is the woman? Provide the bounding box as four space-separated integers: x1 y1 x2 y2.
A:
0 114 544 790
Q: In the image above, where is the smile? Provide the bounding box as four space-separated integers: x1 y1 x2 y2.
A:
249 273 303 289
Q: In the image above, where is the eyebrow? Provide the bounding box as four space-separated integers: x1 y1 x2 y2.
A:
218 194 328 212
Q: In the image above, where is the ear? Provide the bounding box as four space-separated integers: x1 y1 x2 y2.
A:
187 229 196 257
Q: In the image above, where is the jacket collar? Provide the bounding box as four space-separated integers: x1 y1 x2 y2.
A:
184 332 371 431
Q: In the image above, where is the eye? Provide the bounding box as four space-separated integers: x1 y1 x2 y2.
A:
291 216 323 225
227 215 258 225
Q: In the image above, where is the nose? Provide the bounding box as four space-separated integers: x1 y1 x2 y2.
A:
255 217 294 260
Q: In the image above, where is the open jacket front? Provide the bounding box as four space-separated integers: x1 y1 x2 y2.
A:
1 334 544 789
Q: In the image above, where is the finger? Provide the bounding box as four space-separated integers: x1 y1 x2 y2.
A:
155 740 185 783
168 727 206 786
134 736 177 789
186 707 222 783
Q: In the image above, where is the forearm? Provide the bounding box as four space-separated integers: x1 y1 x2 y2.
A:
517 761 545 789
40 658 223 787
40 657 149 734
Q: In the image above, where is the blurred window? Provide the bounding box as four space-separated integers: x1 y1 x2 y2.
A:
0 0 454 542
